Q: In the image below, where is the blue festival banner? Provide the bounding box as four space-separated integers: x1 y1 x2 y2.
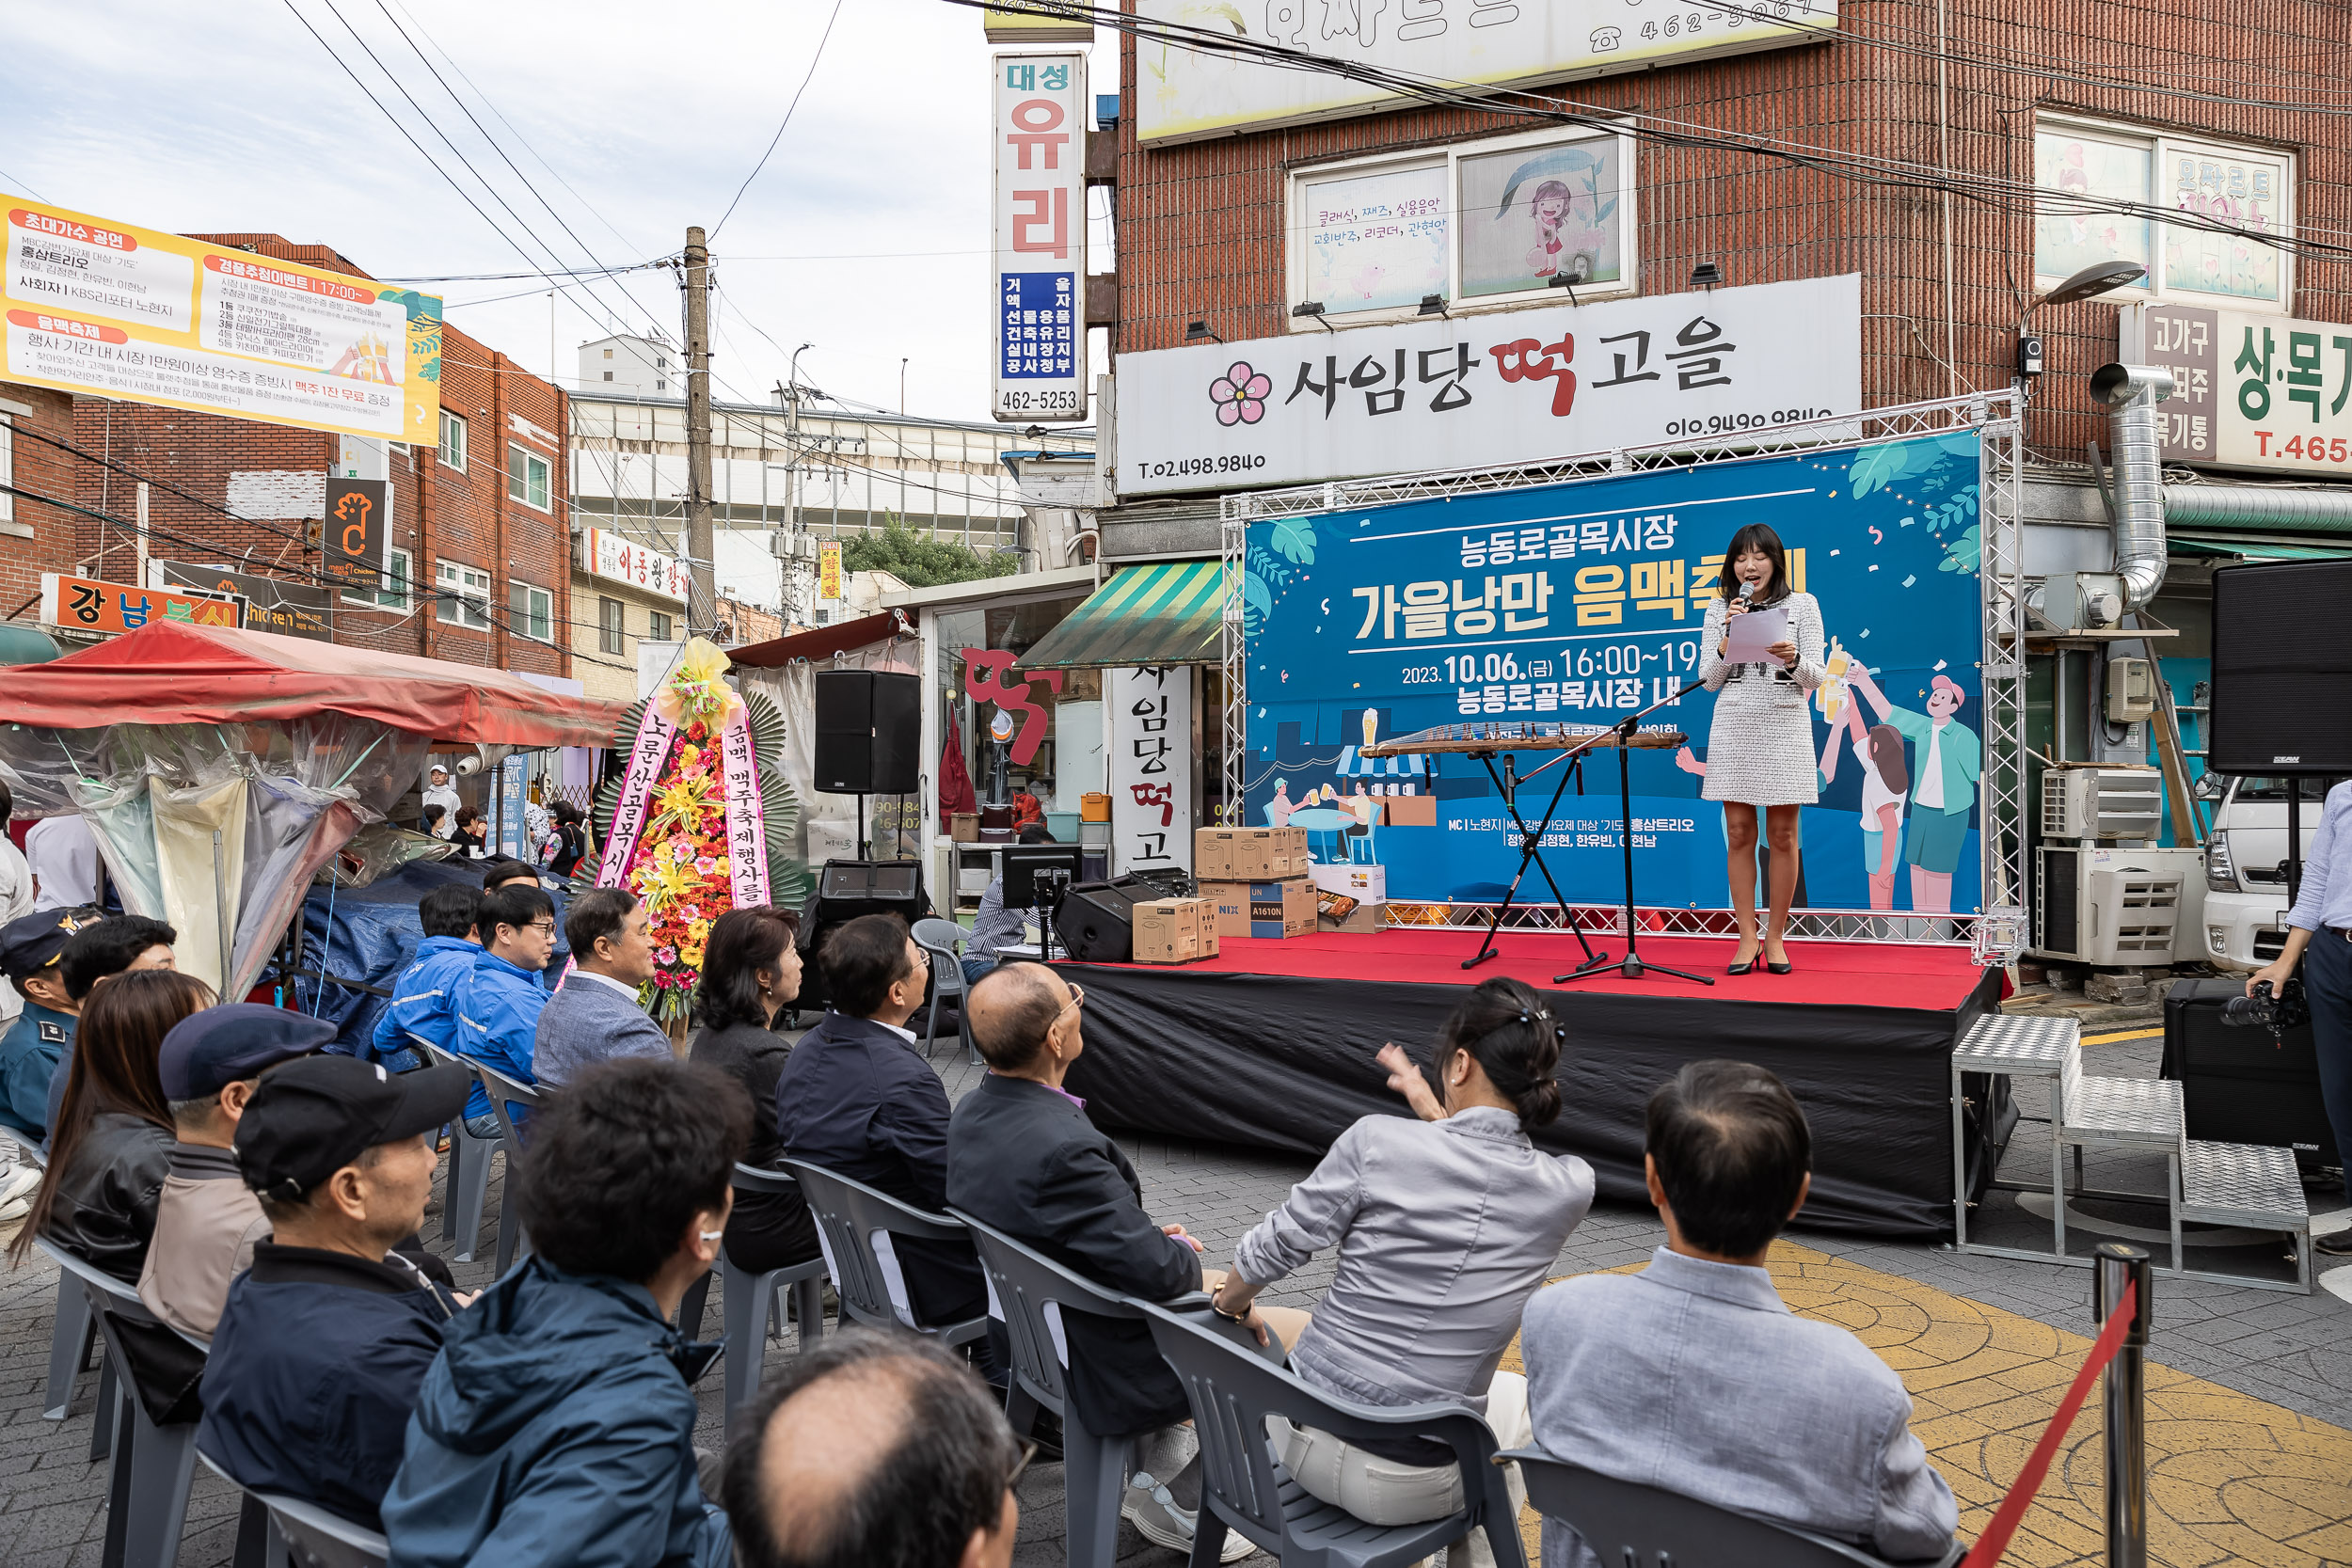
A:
1244 432 1987 914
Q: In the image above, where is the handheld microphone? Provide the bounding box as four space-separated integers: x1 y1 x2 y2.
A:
1737 578 1756 606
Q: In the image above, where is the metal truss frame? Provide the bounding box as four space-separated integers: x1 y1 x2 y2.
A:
1216 393 2026 959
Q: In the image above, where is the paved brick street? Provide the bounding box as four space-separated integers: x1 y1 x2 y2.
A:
0 1030 2344 1567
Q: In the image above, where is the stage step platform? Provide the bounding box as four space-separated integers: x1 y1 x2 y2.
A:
1952 1012 2312 1291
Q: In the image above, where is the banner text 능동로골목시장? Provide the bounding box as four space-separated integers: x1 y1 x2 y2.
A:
1242 432 1988 916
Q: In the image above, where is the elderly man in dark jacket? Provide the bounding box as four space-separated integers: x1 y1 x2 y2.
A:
199 1054 473 1529
945 960 1307 1561
380 1060 743 1568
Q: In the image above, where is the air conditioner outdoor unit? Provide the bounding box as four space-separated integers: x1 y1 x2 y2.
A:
2042 766 2162 842
2033 845 2201 964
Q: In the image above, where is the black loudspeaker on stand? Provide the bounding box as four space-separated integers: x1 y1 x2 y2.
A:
2209 560 2352 777
814 670 921 856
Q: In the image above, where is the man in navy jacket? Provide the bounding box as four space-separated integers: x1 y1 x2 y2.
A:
199 1054 473 1529
775 914 997 1375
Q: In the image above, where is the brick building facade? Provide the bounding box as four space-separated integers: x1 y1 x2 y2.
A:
0 379 81 630
1107 0 2347 463
43 233 573 680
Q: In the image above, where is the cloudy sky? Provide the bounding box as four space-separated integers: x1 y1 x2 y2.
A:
6 0 1114 422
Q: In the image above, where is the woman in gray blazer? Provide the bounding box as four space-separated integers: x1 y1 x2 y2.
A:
1208 977 1594 1568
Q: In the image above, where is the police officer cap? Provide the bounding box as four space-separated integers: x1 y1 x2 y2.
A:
0 907 100 985
234 1055 470 1203
156 1004 339 1102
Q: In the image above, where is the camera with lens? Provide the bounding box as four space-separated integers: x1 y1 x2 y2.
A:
2221 976 2310 1040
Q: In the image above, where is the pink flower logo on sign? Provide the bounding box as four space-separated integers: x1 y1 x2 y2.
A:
1209 361 1272 426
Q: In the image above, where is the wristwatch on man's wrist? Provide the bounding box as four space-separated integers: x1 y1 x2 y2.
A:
1208 1291 1248 1323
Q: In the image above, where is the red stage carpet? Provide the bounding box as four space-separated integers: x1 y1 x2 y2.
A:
1159 928 1990 1012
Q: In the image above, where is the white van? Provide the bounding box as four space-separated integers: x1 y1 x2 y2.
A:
2200 775 2340 971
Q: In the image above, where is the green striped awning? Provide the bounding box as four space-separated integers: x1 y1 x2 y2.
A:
1015 561 1226 671
2170 532 2352 562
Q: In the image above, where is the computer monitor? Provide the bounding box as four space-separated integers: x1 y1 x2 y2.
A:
1002 844 1086 911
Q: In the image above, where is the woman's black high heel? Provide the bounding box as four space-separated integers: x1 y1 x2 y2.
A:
1763 942 1793 974
1728 942 1760 976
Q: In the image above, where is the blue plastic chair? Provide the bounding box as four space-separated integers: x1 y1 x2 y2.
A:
1137 1299 1526 1568
1501 1448 1967 1568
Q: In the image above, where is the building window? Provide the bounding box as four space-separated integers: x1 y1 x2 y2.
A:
602 371 613 381
603 347 614 359
435 560 492 628
2035 119 2293 308
438 409 467 471
1286 125 1635 328
657 356 668 370
649 610 674 641
507 443 550 510
509 580 553 642
655 380 666 391
598 594 625 654
378 547 412 610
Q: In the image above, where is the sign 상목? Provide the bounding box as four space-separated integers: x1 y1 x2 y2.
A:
1114 274 1861 497
321 477 389 598
1110 666 1194 875
584 528 689 603
1136 0 1837 144
3 198 442 445
2125 302 2352 479
41 573 244 636
818 540 844 603
152 561 332 641
993 53 1087 423
1244 431 1988 915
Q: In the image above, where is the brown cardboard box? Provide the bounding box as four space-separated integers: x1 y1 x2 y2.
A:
1200 877 1316 939
1131 897 1201 963
1194 826 1311 880
1193 898 1220 958
950 812 979 843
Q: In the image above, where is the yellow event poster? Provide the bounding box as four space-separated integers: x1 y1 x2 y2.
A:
818 540 844 602
2 198 442 445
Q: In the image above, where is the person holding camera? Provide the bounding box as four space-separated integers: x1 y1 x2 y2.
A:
2247 775 2352 1254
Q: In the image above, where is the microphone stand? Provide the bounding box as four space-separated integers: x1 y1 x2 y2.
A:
1558 679 1714 988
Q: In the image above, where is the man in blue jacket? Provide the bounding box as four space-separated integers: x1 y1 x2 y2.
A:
382 1058 743 1568
453 882 556 1130
199 1053 474 1529
370 883 483 1070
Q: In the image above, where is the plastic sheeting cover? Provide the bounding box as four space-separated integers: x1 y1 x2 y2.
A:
153 771 248 996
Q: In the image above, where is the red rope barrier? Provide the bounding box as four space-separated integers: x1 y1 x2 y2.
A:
1958 1280 2138 1568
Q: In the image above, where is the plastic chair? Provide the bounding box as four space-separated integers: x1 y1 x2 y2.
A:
778 1160 988 1350
412 1037 503 1264
24 1146 99 1423
230 1470 388 1568
193 1448 279 1568
470 1059 553 1276
953 1209 1284 1568
910 917 977 1061
46 1243 204 1568
1137 1299 1527 1568
675 1164 830 1437
1501 1449 1967 1568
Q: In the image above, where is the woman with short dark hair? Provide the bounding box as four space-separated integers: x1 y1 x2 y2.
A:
546 800 590 879
12 968 215 1277
1205 976 1593 1568
689 906 821 1275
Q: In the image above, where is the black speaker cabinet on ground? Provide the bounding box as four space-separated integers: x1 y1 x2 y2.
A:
814 670 921 795
1057 881 1139 963
2209 560 2352 777
2161 975 2342 1174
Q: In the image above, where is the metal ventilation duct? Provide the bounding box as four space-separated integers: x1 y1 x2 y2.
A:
2090 363 2177 610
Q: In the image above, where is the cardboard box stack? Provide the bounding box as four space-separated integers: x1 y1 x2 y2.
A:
1130 895 1220 963
1197 827 1315 939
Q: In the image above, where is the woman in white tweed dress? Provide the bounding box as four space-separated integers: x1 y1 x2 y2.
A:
1697 524 1827 974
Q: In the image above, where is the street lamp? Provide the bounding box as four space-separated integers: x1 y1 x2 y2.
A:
2017 261 2147 377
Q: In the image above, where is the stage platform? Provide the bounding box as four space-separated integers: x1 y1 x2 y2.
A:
1056 929 2002 1240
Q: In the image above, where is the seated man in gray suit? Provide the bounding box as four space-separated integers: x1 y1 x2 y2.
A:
532 888 671 1086
1520 1060 1956 1568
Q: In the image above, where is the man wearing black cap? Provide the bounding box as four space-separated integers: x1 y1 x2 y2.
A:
138 1005 337 1339
0 907 99 1144
199 1054 473 1531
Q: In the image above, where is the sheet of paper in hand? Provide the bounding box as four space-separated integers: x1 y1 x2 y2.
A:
1723 605 1791 667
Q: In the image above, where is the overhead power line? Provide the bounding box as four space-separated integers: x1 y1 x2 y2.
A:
711 0 847 240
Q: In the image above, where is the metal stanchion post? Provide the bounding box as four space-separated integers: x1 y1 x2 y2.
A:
2093 1241 2152 1568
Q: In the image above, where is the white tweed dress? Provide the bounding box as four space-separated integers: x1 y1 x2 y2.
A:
1696 591 1828 806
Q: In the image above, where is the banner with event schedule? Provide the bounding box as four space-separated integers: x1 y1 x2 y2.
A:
3 198 442 444
1242 432 1989 915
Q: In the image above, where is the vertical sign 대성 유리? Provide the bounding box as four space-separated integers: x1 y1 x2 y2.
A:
993 52 1086 423
1109 666 1192 876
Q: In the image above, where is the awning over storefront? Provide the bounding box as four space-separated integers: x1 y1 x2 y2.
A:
2171 533 2352 562
725 610 914 668
1013 560 1224 671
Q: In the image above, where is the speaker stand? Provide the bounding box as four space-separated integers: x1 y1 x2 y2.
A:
855 792 868 860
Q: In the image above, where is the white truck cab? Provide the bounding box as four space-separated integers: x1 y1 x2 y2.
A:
2201 774 2340 971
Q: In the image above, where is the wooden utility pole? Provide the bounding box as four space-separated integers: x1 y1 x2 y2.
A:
684 225 716 636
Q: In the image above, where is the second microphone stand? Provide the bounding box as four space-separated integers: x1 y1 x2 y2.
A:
1558 680 1713 988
